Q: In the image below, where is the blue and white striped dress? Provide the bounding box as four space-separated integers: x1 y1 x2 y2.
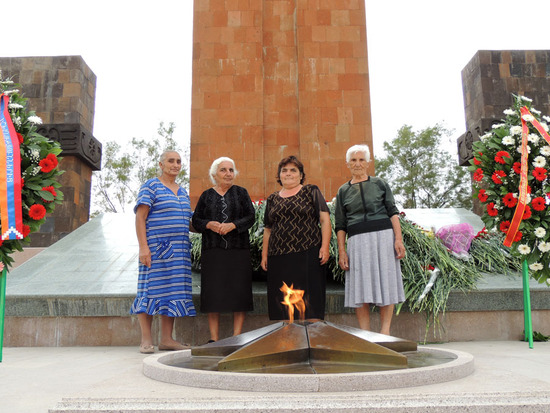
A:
130 178 196 317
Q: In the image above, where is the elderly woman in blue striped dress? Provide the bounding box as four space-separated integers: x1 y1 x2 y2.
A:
335 145 405 335
131 150 196 354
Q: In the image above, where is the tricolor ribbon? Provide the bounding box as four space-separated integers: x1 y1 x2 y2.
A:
0 94 23 240
503 106 550 247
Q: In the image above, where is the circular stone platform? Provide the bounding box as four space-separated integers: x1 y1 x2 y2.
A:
143 347 474 392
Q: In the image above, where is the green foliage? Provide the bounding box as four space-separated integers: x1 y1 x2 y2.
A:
375 124 472 209
92 122 188 215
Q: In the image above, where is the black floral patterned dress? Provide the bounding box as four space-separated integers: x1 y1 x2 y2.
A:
264 184 329 320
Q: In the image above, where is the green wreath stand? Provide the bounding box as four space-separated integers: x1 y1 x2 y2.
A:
522 260 533 349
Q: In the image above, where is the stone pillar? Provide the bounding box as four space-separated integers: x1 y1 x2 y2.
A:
190 0 373 204
458 50 550 166
0 56 101 246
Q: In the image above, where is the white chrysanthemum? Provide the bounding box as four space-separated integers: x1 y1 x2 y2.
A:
3 89 19 96
541 146 550 157
543 116 550 123
538 242 550 253
541 123 549 132
518 244 531 255
8 102 23 110
533 156 546 168
522 114 535 122
480 133 492 142
13 116 21 127
502 136 514 145
519 95 533 102
529 262 544 271
492 123 506 129
535 227 546 238
531 108 541 115
517 145 531 154
28 115 43 125
528 134 540 145
0 79 14 85
510 125 522 135
503 109 516 116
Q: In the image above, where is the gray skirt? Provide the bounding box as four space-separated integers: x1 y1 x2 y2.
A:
344 229 405 308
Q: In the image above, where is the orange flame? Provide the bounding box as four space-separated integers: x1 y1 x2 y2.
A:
280 282 305 323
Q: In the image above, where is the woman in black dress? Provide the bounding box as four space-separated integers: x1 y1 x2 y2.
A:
192 157 255 342
260 155 332 320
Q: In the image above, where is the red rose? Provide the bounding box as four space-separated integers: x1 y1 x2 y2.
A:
22 224 31 238
532 167 547 181
478 189 488 202
523 205 532 220
502 193 517 208
500 221 510 233
29 204 46 220
41 186 57 203
487 202 498 217
39 158 55 173
473 168 484 182
532 197 546 211
491 170 506 184
513 162 522 174
495 151 511 164
46 153 59 168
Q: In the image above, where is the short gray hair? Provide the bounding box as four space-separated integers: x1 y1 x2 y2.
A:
209 157 238 185
159 150 180 163
346 144 371 163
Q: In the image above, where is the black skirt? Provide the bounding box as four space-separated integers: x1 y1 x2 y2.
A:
267 246 326 320
200 248 253 313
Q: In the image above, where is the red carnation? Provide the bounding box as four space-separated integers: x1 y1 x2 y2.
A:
513 162 522 174
473 156 482 166
17 132 24 144
523 205 532 220
514 231 523 242
41 186 57 203
473 168 484 182
502 193 517 208
46 153 59 168
29 204 46 221
39 158 55 173
532 167 547 181
22 224 31 238
487 202 498 217
495 151 511 164
532 197 546 211
491 170 506 184
499 221 510 233
478 189 488 202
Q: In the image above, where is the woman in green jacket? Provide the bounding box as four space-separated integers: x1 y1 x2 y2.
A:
334 144 406 335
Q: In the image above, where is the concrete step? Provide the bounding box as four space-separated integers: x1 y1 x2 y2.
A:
49 393 550 412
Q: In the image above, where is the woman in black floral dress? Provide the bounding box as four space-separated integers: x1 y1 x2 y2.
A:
260 156 332 320
192 157 255 342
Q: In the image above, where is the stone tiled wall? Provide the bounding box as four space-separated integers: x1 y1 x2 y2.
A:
0 56 98 246
190 0 373 204
458 50 550 166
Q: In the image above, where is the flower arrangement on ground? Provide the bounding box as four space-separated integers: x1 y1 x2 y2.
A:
0 73 64 268
469 95 550 284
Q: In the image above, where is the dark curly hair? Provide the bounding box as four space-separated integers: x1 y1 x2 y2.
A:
276 155 306 186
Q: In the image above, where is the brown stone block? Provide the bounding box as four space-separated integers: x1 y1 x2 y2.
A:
318 41 338 58
263 15 281 31
338 73 366 90
245 27 262 42
234 74 256 92
213 44 228 60
329 58 346 74
499 63 511 78
342 90 362 107
331 10 350 26
216 75 233 92
227 43 244 59
243 43 262 59
311 25 326 42
320 107 338 124
317 74 339 91
337 107 353 124
203 92 221 109
62 82 81 97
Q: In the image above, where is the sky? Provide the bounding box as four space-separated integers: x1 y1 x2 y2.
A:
3 0 550 161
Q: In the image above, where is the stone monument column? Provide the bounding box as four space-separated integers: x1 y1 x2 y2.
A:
0 56 101 246
190 0 373 204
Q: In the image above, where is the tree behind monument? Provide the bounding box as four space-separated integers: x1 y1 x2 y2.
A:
91 121 188 215
375 124 472 209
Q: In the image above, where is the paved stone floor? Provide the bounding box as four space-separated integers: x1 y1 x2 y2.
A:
1 341 549 412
